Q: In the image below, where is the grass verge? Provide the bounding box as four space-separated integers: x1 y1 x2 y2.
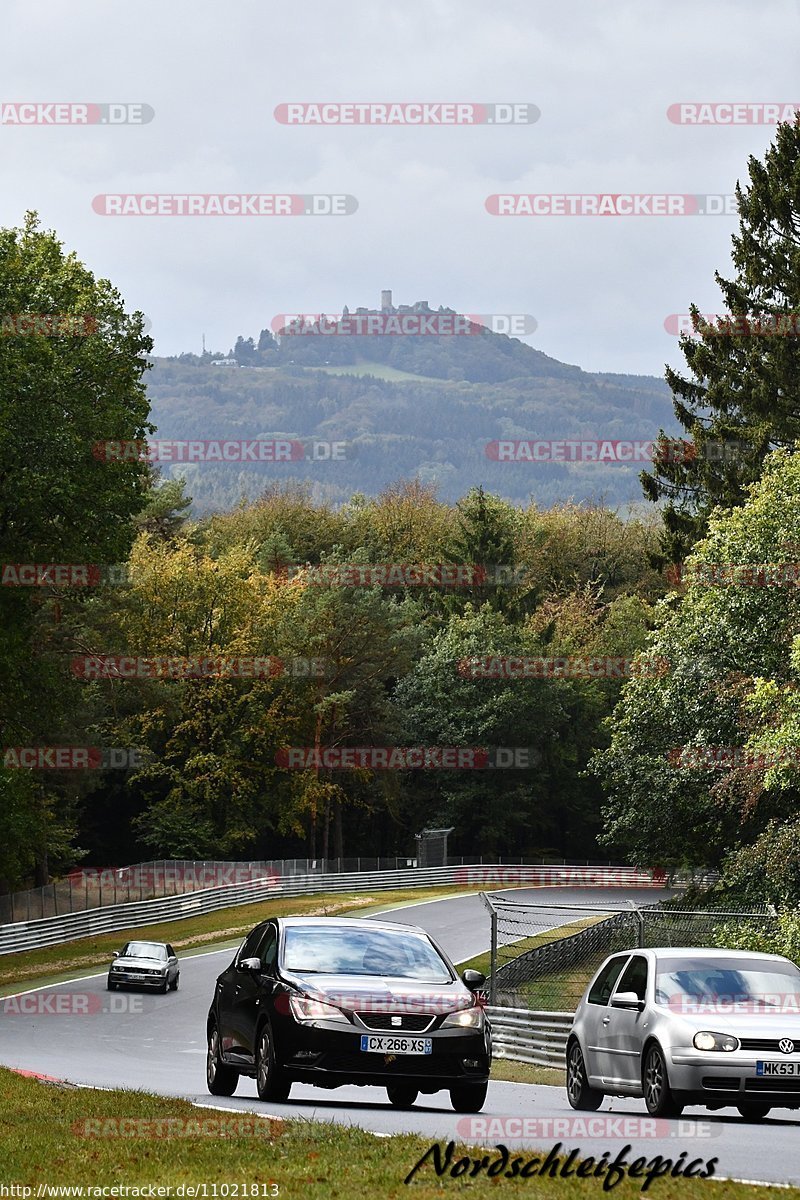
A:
458 914 607 981
0 1068 792 1198
490 1059 564 1085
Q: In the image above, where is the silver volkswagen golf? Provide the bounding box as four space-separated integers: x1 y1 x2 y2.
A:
567 947 800 1121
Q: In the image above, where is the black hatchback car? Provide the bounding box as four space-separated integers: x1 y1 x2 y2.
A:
206 916 491 1111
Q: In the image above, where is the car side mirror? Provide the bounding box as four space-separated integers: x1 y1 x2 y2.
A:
611 990 645 1012
112 951 120 959
239 957 262 972
462 969 486 991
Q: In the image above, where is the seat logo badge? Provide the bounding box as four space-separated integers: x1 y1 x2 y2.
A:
780 1038 795 1054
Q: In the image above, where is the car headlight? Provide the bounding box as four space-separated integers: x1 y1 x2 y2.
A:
289 995 351 1025
693 1031 740 1052
110 963 122 971
442 1006 484 1029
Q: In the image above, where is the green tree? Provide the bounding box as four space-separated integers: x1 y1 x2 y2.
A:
393 605 606 858
642 118 800 558
593 447 800 870
443 486 534 618
0 213 152 888
133 469 192 540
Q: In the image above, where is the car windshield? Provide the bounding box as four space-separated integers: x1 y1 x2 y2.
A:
122 942 166 960
281 926 452 981
655 956 800 1011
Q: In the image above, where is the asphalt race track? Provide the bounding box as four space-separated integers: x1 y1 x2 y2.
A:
2 886 800 1186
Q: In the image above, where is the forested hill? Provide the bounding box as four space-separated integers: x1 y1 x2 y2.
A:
147 321 677 514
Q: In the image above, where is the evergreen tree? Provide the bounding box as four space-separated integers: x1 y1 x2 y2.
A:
642 117 800 559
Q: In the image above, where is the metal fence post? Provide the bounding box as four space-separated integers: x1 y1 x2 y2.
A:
478 892 498 1005
635 903 645 947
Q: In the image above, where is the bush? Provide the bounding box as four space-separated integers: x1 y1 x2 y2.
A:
710 911 800 962
721 818 800 907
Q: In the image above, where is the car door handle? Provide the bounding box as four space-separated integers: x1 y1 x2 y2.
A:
602 1016 611 1025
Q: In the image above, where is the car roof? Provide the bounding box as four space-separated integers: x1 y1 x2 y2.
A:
611 947 793 963
265 915 430 935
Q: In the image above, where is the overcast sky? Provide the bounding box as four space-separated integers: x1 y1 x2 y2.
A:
3 0 799 377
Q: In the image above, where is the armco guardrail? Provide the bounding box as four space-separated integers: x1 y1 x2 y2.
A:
487 1005 572 1068
0 856 638 923
0 864 663 956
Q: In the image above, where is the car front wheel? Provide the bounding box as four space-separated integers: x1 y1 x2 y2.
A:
737 1103 771 1122
256 1024 291 1102
566 1040 603 1111
449 1080 488 1112
642 1044 683 1118
206 1025 238 1097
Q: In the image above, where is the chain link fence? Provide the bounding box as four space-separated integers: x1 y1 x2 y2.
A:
482 894 779 1011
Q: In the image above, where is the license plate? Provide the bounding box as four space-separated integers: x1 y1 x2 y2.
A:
756 1061 800 1076
360 1035 432 1055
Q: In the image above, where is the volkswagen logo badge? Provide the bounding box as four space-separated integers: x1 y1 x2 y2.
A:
779 1038 795 1054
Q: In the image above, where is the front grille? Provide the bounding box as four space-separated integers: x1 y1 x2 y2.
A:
702 1077 740 1091
745 1077 800 1093
356 1013 435 1032
739 1038 798 1053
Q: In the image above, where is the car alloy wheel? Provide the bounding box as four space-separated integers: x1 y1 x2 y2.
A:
566 1039 603 1111
206 1025 238 1097
643 1044 682 1118
256 1024 291 1102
